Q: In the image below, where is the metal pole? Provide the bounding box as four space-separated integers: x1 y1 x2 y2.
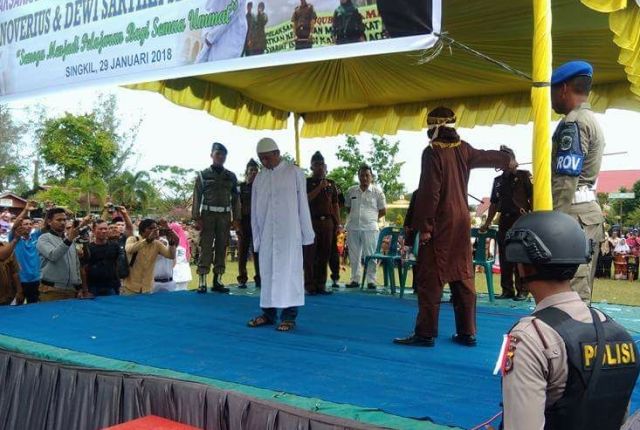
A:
294 113 302 167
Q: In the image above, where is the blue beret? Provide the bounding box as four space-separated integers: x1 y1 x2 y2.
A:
211 142 227 154
551 61 593 85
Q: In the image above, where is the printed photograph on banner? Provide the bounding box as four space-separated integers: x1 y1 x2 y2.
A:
0 0 440 99
186 0 438 62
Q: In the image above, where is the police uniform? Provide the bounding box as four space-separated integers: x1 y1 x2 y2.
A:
550 61 606 302
291 2 317 50
489 168 532 298
500 211 639 430
501 292 638 429
304 152 340 295
192 143 240 287
237 159 260 288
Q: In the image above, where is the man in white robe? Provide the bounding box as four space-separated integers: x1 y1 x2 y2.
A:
195 0 248 63
248 138 315 332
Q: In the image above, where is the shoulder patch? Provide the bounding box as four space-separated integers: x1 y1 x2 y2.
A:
494 334 520 375
553 122 583 177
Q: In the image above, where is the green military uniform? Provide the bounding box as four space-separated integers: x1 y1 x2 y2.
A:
193 164 240 279
291 2 317 50
551 102 605 302
332 1 365 45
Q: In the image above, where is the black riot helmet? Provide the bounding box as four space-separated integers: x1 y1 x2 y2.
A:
505 211 592 281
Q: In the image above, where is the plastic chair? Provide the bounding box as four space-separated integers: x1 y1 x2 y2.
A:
361 226 404 294
471 227 498 302
398 232 420 298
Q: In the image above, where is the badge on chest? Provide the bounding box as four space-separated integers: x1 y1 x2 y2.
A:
554 122 583 177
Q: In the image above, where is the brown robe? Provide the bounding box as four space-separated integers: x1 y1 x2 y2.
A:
411 141 510 337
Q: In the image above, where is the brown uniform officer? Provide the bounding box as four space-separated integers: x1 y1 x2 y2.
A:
291 0 317 50
500 211 639 430
481 145 533 301
237 159 260 289
304 151 340 295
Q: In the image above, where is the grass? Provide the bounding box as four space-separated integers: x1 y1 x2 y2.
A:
188 258 640 307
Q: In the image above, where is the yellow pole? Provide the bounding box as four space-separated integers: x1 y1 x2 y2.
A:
531 0 553 210
294 113 302 166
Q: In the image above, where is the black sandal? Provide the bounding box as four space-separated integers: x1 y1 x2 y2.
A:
247 315 273 328
197 285 207 294
276 320 296 332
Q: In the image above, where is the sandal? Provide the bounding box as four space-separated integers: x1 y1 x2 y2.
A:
247 315 273 328
197 285 207 294
276 320 296 332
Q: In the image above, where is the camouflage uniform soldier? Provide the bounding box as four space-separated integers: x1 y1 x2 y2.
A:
193 142 241 293
550 61 605 303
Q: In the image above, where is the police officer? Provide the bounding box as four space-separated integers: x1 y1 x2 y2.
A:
291 0 317 50
550 60 605 303
237 159 260 289
500 211 639 430
192 142 240 293
481 145 533 301
304 151 340 295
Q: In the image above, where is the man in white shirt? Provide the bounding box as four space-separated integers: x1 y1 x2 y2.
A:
248 138 315 332
345 165 386 289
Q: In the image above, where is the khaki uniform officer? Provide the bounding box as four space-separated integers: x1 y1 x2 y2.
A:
291 0 317 50
482 145 533 301
192 142 240 293
500 211 639 430
550 60 606 303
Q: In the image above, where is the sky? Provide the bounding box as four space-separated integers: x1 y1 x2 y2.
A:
8 85 640 204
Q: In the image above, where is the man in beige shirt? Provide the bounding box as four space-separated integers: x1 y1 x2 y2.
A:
500 211 638 430
123 219 177 295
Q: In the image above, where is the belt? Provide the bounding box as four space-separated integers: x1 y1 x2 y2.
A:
201 205 231 213
154 277 173 283
572 188 596 204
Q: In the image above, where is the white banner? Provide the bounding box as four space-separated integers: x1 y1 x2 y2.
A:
0 0 441 101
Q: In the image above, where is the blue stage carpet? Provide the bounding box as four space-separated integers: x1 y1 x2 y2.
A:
0 291 638 429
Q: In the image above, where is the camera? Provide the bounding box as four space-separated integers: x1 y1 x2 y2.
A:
77 225 91 243
106 203 115 213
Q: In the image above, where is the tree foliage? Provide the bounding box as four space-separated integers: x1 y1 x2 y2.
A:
150 165 196 209
40 113 118 181
0 105 28 192
108 170 157 212
328 135 405 202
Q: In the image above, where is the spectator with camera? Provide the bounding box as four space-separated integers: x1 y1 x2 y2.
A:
102 203 134 243
8 201 43 303
36 208 91 301
122 218 178 295
81 219 122 296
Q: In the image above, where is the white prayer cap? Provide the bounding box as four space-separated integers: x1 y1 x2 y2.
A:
256 137 279 154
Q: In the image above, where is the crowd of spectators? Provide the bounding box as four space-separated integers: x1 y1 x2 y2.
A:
0 203 194 305
596 227 640 281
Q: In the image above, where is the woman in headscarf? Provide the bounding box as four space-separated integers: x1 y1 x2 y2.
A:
170 222 192 291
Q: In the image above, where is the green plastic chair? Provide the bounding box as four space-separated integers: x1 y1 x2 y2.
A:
471 227 498 302
398 232 420 298
361 226 404 294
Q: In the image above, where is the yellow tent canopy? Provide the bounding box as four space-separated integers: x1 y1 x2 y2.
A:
128 0 640 138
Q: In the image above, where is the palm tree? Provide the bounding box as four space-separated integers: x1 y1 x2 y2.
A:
109 170 157 212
